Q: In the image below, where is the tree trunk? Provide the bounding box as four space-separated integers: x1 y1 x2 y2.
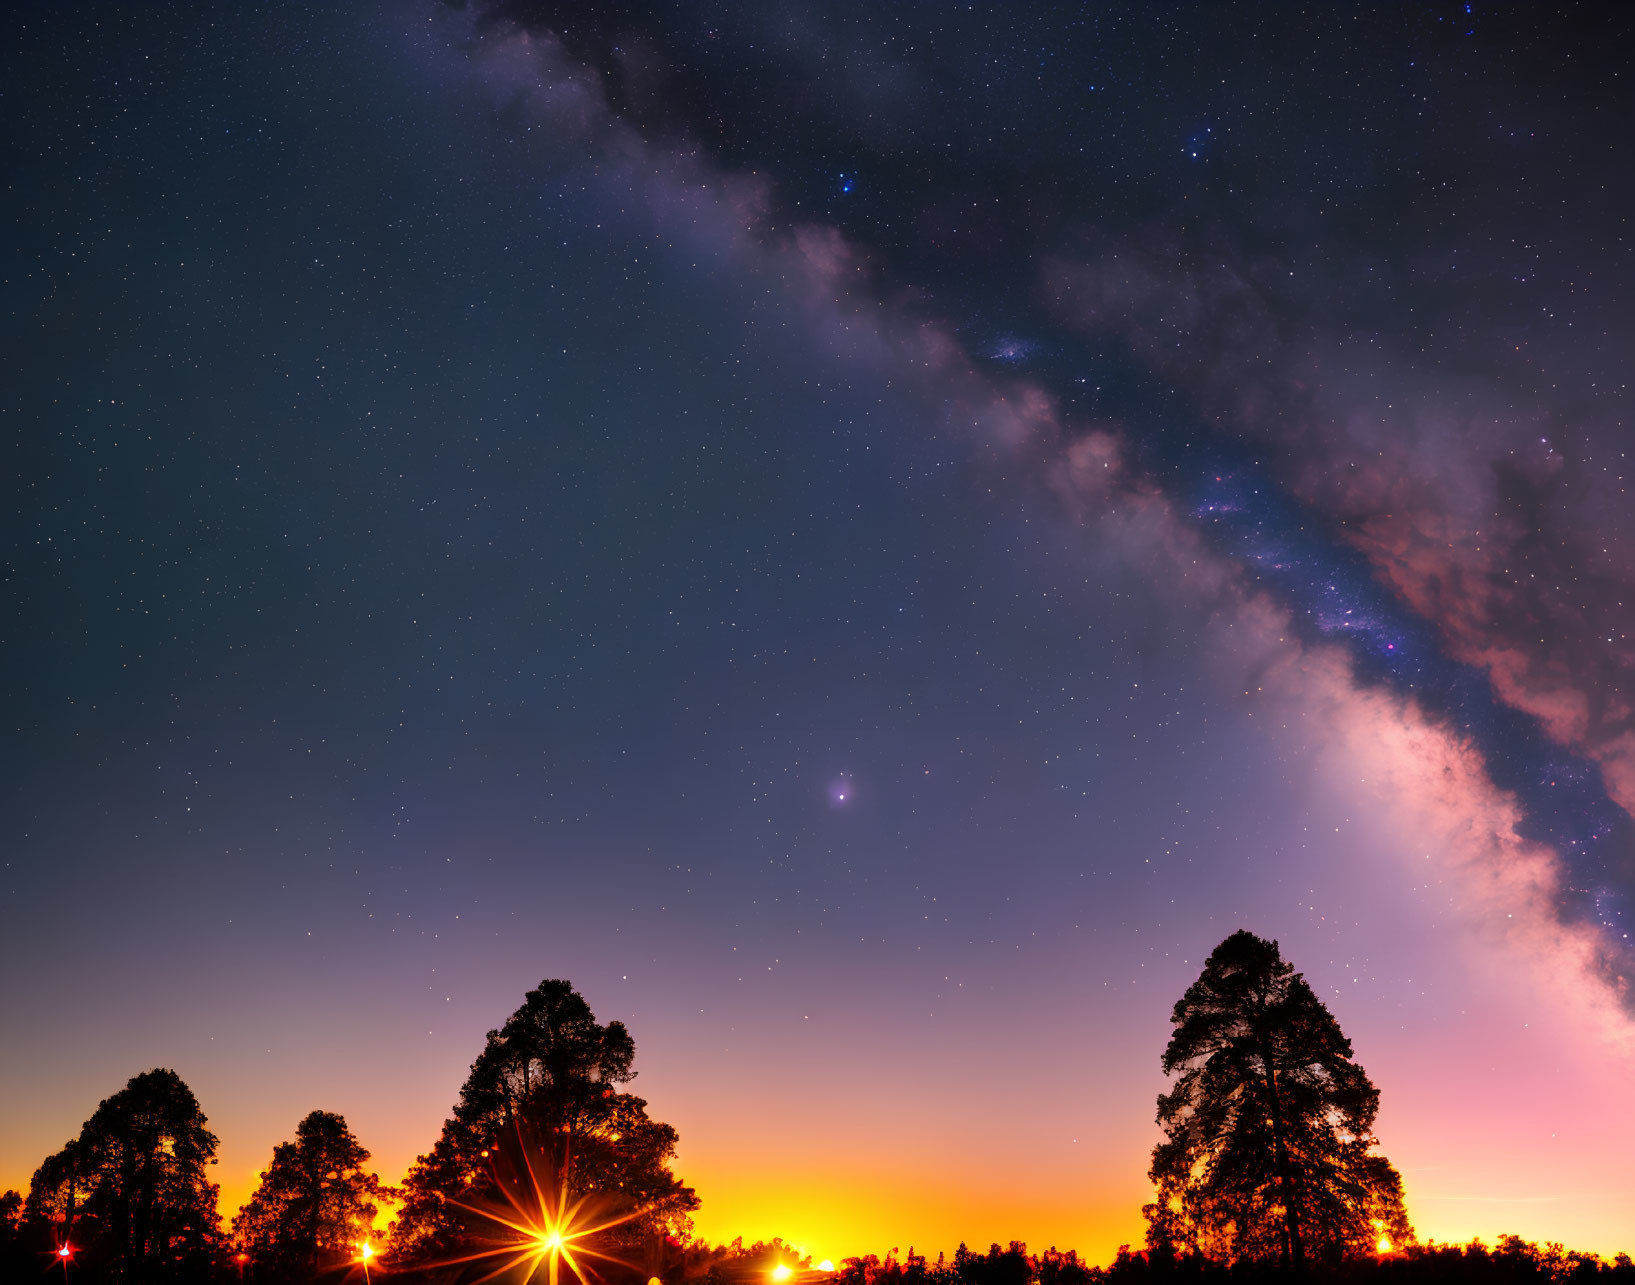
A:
1259 1048 1305 1273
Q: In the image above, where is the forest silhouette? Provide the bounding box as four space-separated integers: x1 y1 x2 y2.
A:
8 935 1631 1285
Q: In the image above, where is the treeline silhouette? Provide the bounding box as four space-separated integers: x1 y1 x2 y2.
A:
819 1241 1635 1285
7 938 1630 1283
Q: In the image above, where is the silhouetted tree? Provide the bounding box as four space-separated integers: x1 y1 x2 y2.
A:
232 1110 392 1281
1036 1246 1095 1285
951 1242 1034 1285
696 1237 815 1285
392 979 698 1265
1145 931 1411 1269
24 1068 222 1281
0 1188 27 1281
22 1138 88 1239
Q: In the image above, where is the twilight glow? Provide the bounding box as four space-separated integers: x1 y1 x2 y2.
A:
3 0 1633 1270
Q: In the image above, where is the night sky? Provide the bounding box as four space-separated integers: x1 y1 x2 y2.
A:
4 0 1634 1264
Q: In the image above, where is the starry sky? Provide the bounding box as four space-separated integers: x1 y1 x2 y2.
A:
4 0 1634 1264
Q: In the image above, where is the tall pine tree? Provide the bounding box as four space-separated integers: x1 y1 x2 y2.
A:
233 1111 392 1280
25 1069 223 1281
1146 932 1412 1268
393 980 697 1265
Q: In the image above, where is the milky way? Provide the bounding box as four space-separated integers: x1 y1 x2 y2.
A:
468 0 1634 994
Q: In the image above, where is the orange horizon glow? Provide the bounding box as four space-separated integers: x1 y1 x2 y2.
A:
163 1155 1635 1272
9 958 1635 1274
14 1119 1632 1274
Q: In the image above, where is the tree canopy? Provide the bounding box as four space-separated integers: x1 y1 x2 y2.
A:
232 1110 392 1281
392 979 698 1265
1145 931 1412 1269
24 1068 223 1281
